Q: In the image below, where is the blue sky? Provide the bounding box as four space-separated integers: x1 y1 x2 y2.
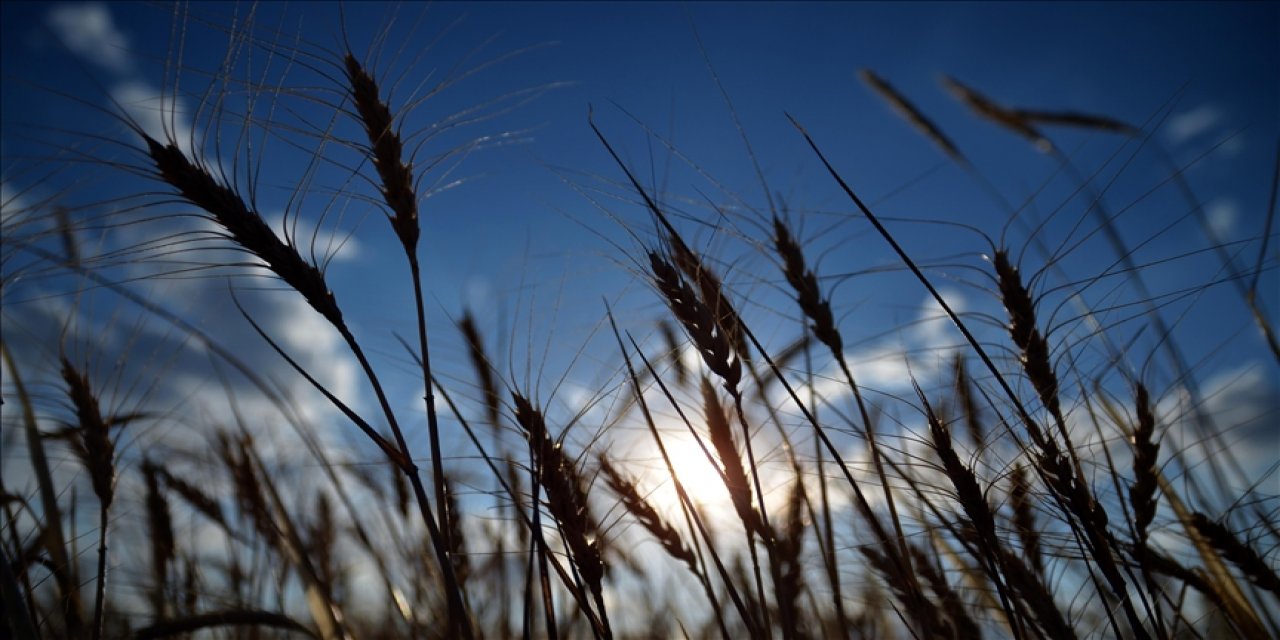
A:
2 0 1277 550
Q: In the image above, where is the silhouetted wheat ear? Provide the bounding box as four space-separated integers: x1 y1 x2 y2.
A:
1012 108 1140 135
1129 383 1160 543
773 216 842 355
307 491 340 597
1136 545 1228 609
650 251 741 392
942 76 1052 152
216 433 278 549
859 545 951 639
951 355 985 446
459 311 502 430
993 251 1063 427
141 459 175 618
669 240 750 361
700 377 760 536
510 392 605 595
773 480 809 640
157 466 229 531
1009 464 1046 578
994 544 1074 640
143 136 344 328
344 54 420 253
925 396 998 552
991 253 1148 631
1190 513 1280 596
859 69 965 162
442 475 471 587
598 455 698 573
60 357 115 508
907 544 982 640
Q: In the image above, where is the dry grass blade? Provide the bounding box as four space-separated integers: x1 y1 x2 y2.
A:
1 344 81 636
0 544 38 639
52 205 80 270
236 436 348 640
132 609 319 639
859 69 965 162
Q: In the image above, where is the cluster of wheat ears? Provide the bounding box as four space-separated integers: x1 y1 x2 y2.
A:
2 6 1278 640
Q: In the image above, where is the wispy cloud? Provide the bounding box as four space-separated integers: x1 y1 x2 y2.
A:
109 81 197 156
46 3 132 75
1165 104 1224 146
1158 363 1280 495
267 214 364 265
1206 198 1238 241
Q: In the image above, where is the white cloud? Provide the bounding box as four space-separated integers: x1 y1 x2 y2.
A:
267 213 363 264
1165 105 1224 146
847 344 913 390
46 3 132 75
1205 199 1238 241
110 81 198 157
1160 364 1280 496
0 180 28 227
792 291 968 407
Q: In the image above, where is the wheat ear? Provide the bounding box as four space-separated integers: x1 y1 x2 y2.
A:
59 357 114 640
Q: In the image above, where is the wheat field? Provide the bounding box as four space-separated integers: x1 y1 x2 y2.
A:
2 3 1277 639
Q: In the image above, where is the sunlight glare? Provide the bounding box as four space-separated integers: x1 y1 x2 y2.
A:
647 436 732 519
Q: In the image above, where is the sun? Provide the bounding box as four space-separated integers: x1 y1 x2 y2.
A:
644 435 734 519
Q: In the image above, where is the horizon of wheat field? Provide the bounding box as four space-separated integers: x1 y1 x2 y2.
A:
2 2 1278 639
